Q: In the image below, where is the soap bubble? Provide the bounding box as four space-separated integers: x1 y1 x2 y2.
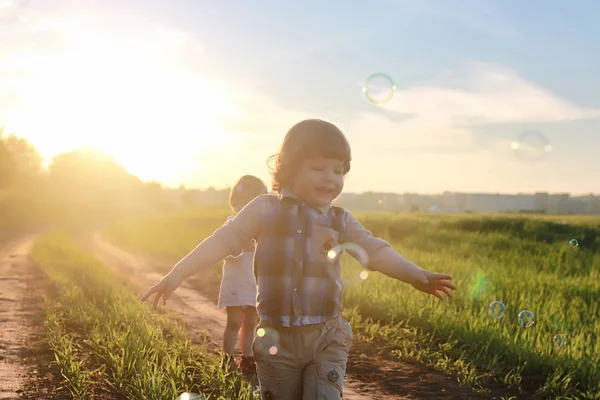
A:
489 301 505 318
269 346 278 356
146 376 162 391
359 270 369 280
176 393 205 400
327 243 369 268
569 239 579 248
553 334 567 347
517 310 535 328
511 130 552 161
363 73 396 104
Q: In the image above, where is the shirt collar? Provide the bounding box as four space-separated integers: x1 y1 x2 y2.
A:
280 188 331 215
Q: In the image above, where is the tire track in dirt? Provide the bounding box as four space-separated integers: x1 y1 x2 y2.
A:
87 232 227 354
0 236 38 400
89 233 480 400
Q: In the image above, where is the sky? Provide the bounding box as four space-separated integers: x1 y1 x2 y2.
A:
0 0 599 194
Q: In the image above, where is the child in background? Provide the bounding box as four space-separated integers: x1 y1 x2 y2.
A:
218 175 267 373
142 119 456 400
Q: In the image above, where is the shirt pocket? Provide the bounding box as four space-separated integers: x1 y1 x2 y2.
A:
310 226 340 264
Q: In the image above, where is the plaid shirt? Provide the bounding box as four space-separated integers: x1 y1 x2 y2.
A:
213 189 390 327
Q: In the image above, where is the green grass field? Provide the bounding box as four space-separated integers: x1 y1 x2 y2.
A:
30 230 258 400
105 209 600 399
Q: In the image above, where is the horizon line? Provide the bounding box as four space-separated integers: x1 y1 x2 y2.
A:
162 185 599 197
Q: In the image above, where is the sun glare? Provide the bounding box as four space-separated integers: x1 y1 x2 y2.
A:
1 17 236 185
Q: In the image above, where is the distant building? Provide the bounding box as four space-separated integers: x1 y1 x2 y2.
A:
464 193 536 212
163 186 600 215
335 191 599 215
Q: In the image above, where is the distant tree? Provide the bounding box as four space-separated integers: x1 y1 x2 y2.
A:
0 129 14 190
181 189 200 208
46 148 146 223
143 180 175 212
48 148 137 189
0 129 48 232
3 133 44 180
145 180 164 193
586 198 600 215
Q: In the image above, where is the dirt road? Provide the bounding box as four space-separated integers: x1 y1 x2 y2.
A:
0 236 39 400
89 232 476 400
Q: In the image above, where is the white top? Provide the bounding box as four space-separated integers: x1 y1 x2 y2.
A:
217 216 258 308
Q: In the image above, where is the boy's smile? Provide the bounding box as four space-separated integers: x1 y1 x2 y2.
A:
291 157 344 208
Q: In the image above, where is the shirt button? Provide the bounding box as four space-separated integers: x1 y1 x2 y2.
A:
293 287 298 292
328 369 339 382
296 228 302 234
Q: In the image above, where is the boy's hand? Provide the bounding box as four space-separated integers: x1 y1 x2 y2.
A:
140 271 183 308
410 269 456 301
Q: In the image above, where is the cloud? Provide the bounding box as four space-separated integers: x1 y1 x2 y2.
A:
340 62 600 152
386 62 600 122
392 0 518 41
198 61 600 194
215 92 321 137
216 61 600 159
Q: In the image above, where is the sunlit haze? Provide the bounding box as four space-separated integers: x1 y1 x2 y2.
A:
1 0 599 194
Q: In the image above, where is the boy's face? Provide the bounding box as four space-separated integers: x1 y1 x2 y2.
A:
291 157 345 208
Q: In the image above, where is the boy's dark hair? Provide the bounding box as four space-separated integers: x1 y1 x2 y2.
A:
267 119 352 193
229 175 267 212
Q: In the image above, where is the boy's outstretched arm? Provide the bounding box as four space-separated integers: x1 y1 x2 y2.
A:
170 237 234 281
343 213 456 300
370 247 455 300
140 195 267 306
140 235 234 308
